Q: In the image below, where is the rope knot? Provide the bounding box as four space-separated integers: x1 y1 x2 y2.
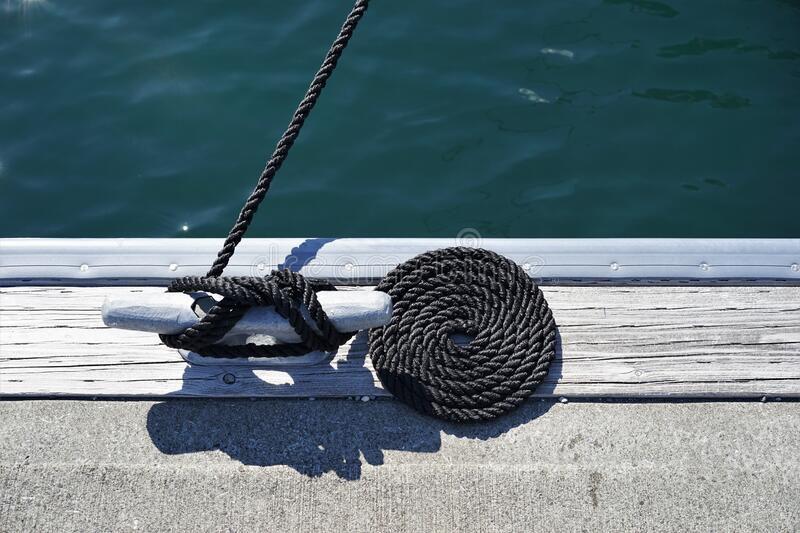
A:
160 271 354 358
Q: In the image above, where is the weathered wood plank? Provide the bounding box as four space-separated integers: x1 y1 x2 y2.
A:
1 286 799 398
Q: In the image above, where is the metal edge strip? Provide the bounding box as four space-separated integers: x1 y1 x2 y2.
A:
1 238 798 286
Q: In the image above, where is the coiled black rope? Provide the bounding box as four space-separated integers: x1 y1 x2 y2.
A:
369 247 556 422
161 0 558 421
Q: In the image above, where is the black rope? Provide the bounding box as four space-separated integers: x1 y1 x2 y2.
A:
160 272 353 358
160 0 369 358
369 247 556 422
160 0 558 422
206 0 370 278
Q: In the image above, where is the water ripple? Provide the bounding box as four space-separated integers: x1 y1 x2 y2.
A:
633 89 751 109
1 0 798 238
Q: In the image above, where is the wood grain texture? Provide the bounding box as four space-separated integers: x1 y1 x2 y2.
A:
1 286 799 398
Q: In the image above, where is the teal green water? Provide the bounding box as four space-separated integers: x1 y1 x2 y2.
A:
2 1 799 238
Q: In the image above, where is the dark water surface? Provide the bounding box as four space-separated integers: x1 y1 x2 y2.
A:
2 0 799 238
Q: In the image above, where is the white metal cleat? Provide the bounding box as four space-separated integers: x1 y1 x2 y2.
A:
101 291 392 366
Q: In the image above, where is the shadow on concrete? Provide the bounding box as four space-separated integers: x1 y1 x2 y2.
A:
145 328 561 480
146 394 554 480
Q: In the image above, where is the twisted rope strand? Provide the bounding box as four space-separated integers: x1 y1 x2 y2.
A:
161 1 369 357
207 0 369 277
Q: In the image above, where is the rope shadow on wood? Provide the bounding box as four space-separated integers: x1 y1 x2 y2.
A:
172 330 384 398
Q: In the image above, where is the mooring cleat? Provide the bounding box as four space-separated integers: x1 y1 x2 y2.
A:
101 290 392 366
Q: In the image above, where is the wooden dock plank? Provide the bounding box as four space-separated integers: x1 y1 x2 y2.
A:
1 286 799 398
